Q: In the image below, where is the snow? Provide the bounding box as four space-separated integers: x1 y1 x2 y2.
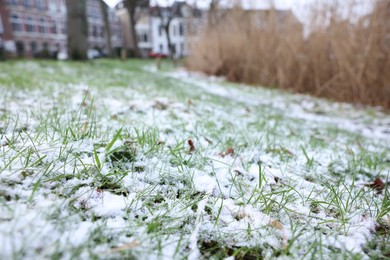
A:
193 173 217 194
0 62 389 259
188 199 208 260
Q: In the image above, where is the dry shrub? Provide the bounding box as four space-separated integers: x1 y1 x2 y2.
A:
186 0 390 109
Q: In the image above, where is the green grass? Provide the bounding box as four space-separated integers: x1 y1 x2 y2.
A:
0 59 389 259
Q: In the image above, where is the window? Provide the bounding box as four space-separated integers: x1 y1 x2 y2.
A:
61 24 67 35
38 18 45 34
23 0 31 8
11 15 22 32
16 41 25 56
179 23 184 36
30 41 37 54
51 24 57 34
36 0 46 10
138 33 148 43
43 42 49 51
6 0 18 5
88 7 100 19
158 25 163 36
25 17 35 32
159 44 163 52
92 25 97 37
100 26 104 38
172 25 176 36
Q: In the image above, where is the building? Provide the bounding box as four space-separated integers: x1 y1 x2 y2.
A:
115 1 204 57
115 2 301 58
0 0 122 57
86 0 122 54
0 0 14 51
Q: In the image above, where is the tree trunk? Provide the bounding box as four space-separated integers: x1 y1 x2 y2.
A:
125 0 140 57
66 0 88 60
164 21 176 66
164 24 173 58
129 16 140 57
99 0 113 58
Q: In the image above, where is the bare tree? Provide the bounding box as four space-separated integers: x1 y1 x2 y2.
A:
123 0 149 57
151 4 178 59
99 0 113 57
66 0 88 60
208 0 220 27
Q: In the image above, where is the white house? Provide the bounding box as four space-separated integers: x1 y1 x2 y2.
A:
116 1 204 57
149 16 186 56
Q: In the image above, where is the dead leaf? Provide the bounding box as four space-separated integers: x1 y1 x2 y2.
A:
234 169 243 176
153 101 168 110
365 178 385 193
269 220 283 230
226 147 234 156
220 147 235 158
188 139 195 153
111 240 140 252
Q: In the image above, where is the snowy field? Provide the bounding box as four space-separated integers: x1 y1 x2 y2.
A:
0 60 389 259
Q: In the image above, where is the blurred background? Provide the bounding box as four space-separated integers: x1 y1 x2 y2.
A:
0 0 389 108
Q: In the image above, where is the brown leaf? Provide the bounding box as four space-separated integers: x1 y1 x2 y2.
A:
269 220 284 230
226 147 234 156
188 139 195 154
220 147 235 158
365 178 385 193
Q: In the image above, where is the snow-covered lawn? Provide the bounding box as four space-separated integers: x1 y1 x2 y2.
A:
0 60 389 259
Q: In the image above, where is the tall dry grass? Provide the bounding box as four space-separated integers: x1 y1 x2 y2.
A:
186 0 390 109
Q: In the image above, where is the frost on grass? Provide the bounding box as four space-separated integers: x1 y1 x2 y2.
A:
0 61 389 259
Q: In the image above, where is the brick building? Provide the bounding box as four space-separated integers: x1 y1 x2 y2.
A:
0 0 122 57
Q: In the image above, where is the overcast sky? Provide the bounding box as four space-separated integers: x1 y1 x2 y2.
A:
103 0 317 22
103 0 373 21
103 0 309 9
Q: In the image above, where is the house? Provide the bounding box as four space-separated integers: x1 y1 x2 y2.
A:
86 0 122 55
0 0 122 57
0 0 15 52
115 1 204 57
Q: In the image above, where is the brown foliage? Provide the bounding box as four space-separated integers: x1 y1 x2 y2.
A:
186 1 390 109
